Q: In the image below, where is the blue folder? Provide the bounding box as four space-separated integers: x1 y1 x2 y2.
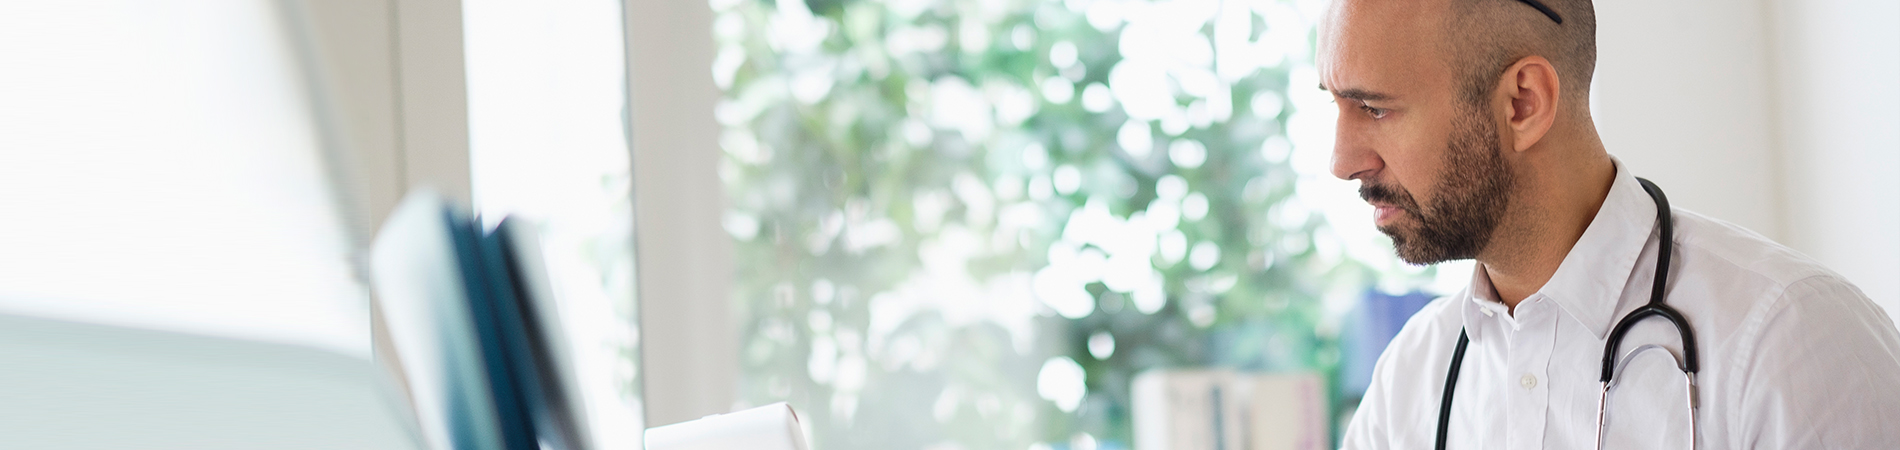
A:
370 192 590 450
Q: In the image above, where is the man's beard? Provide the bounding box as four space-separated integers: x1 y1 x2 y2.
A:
1360 104 1515 265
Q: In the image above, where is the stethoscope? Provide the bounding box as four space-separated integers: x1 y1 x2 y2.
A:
1432 178 1700 450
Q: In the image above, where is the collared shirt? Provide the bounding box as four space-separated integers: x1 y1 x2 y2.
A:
1341 160 1900 449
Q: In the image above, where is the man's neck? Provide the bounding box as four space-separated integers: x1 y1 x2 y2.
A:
1477 135 1616 313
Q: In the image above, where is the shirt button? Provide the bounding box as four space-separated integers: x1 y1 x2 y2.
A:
1520 374 1538 389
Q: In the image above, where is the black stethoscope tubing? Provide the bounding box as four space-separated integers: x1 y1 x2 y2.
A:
1431 178 1700 450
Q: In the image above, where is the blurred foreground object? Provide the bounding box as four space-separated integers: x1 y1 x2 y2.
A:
1132 370 1327 450
0 312 420 450
645 402 811 450
371 191 607 450
0 0 368 354
0 1 422 448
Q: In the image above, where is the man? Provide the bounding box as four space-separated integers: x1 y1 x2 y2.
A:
1320 0 1900 448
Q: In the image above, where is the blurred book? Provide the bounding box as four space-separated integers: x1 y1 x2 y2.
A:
371 190 811 450
1131 370 1327 450
370 191 593 450
644 403 810 450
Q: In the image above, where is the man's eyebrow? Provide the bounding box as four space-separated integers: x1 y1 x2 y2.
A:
1317 83 1393 102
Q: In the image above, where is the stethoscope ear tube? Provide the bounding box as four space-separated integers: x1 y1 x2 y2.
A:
1599 178 1699 383
1638 177 1675 308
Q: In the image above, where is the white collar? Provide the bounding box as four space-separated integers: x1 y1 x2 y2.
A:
1460 157 1658 342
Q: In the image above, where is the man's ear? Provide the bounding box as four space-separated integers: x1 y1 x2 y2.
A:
1501 55 1561 152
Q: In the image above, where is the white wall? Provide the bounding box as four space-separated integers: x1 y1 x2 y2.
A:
1770 0 1900 317
1594 0 1899 319
1594 0 1783 239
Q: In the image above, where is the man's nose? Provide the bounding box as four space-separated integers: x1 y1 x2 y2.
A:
1330 117 1382 181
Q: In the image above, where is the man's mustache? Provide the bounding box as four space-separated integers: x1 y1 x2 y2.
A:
1360 182 1420 214
1360 182 1400 204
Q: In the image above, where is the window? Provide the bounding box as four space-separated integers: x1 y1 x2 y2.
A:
711 0 1459 447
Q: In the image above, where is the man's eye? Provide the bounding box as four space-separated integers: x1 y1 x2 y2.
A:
1359 104 1387 119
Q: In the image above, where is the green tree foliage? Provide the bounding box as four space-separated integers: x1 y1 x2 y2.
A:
711 0 1430 447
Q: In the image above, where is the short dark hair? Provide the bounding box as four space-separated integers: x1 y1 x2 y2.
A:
1443 0 1596 109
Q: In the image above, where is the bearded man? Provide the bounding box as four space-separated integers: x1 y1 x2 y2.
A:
1319 0 1900 448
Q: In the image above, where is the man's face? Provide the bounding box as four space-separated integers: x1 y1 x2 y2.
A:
1316 0 1516 265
